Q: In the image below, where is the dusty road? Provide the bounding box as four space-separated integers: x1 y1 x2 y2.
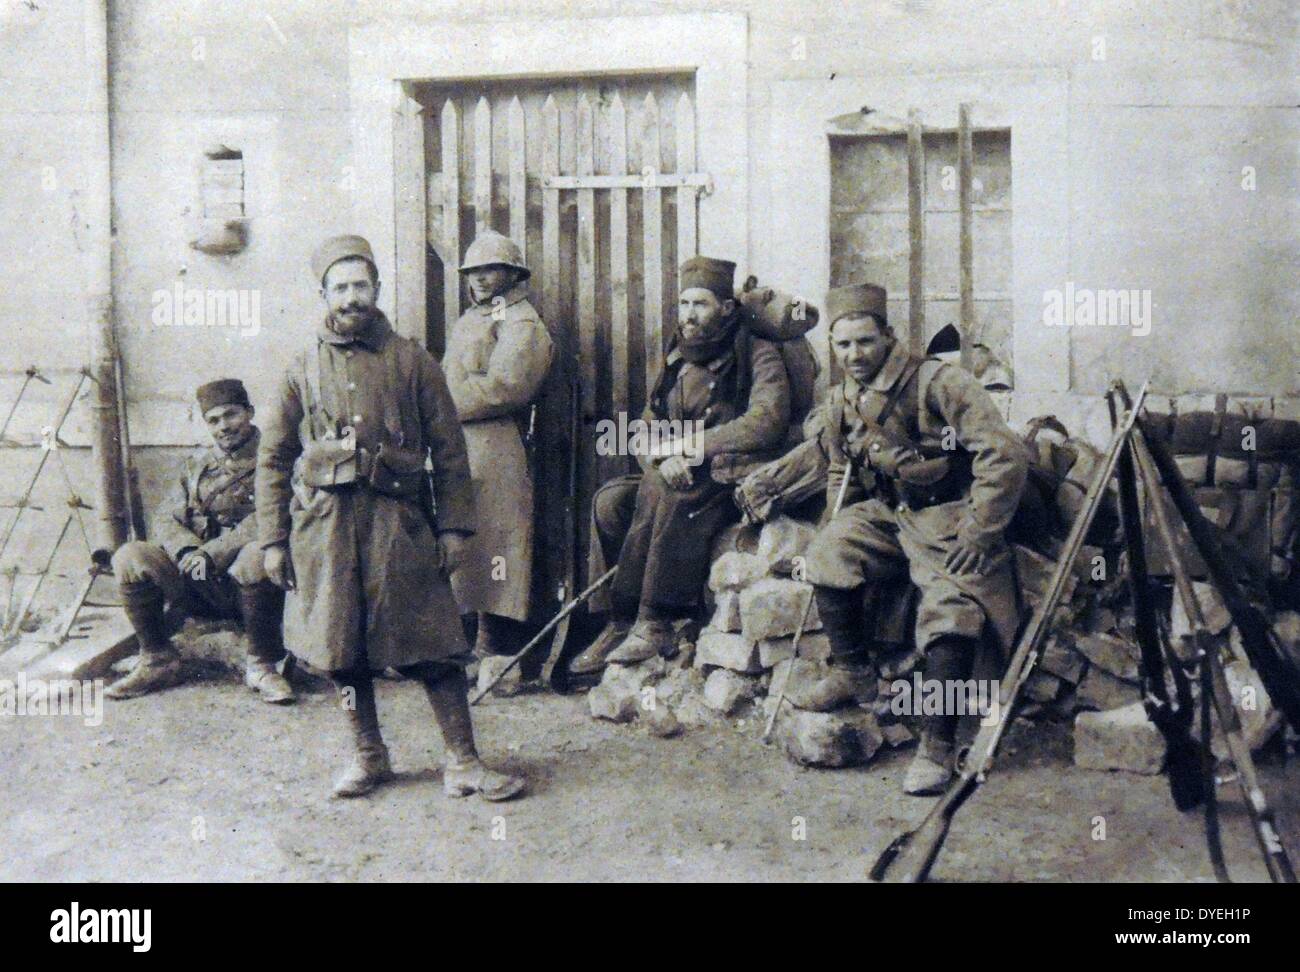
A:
3 667 1297 882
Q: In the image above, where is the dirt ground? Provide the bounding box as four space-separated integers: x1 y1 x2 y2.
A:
3 663 1298 884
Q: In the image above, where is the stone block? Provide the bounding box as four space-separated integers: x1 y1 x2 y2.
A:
711 591 743 633
703 668 761 714
740 577 820 642
1072 632 1140 682
708 552 769 593
694 626 762 674
757 631 831 669
588 684 638 723
1074 702 1165 774
1075 665 1141 711
756 516 816 574
775 706 885 768
1039 634 1086 684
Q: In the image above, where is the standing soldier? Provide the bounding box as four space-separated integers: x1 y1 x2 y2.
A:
570 256 792 674
796 283 1029 795
106 379 291 703
256 234 525 801
443 231 554 666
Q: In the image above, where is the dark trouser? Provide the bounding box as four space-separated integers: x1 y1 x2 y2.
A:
111 539 284 666
331 659 478 764
593 468 738 620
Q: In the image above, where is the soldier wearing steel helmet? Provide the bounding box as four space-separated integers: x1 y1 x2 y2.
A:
443 231 555 674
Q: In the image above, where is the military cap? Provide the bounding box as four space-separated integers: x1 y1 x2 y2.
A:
311 234 377 285
679 256 737 301
826 283 888 327
197 378 251 414
459 230 531 279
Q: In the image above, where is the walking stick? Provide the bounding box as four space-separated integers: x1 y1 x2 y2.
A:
472 567 617 704
869 378 1148 883
1130 416 1297 882
761 458 855 743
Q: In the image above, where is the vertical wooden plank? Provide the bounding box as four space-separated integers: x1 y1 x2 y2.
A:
507 96 527 261
957 102 975 370
906 108 926 356
540 96 561 333
393 86 427 342
642 92 664 397
441 99 461 325
609 92 630 421
473 95 492 237
675 92 697 261
575 94 599 525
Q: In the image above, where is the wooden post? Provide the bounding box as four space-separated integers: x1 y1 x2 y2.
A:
906 109 926 357
393 85 427 342
507 96 527 261
440 99 462 324
473 96 492 236
642 92 664 397
675 93 697 261
958 103 974 369
609 92 631 422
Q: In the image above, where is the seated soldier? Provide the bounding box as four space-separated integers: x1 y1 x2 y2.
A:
796 284 1029 795
570 256 791 674
106 379 292 703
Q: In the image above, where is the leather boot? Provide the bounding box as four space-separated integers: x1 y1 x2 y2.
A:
422 666 526 802
238 581 293 704
568 617 632 676
814 585 867 660
606 617 675 665
331 674 393 798
106 581 183 700
783 653 879 712
903 730 956 795
903 636 975 796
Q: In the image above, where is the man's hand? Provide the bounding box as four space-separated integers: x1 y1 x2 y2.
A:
437 532 470 576
178 548 214 582
944 536 991 576
658 455 694 491
264 543 295 591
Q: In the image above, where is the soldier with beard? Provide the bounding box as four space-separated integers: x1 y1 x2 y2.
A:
256 235 525 801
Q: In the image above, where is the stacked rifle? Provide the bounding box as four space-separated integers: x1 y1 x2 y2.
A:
870 379 1300 884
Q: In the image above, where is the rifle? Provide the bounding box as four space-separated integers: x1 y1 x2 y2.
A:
1129 421 1296 883
473 566 616 705
868 378 1149 882
540 372 582 692
761 457 855 743
1133 410 1300 732
1109 388 1206 812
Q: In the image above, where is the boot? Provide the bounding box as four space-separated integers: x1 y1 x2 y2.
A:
331 674 393 798
238 582 294 704
903 730 955 796
107 581 184 700
568 617 632 675
783 654 879 712
473 612 516 657
606 618 675 665
332 732 394 799
422 666 527 802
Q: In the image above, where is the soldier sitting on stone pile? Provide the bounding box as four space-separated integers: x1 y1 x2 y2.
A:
107 379 292 703
792 283 1029 795
569 256 792 676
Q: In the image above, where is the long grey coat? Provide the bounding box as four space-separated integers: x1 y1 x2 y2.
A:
443 283 554 620
256 313 476 672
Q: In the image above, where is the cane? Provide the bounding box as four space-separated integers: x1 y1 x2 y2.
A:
761 458 856 743
471 567 617 704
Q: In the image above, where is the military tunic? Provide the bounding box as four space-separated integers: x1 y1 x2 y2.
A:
114 429 266 615
804 341 1030 656
591 317 792 615
256 312 476 673
443 282 554 621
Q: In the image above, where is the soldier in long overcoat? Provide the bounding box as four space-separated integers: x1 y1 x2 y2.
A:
443 231 554 661
795 284 1029 795
256 234 525 801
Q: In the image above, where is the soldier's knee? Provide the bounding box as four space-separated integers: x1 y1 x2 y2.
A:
228 543 268 586
593 480 636 537
111 541 167 586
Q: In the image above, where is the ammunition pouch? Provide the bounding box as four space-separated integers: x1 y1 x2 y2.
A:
892 453 975 510
300 438 428 501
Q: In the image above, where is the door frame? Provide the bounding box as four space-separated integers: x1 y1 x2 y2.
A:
347 11 750 343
